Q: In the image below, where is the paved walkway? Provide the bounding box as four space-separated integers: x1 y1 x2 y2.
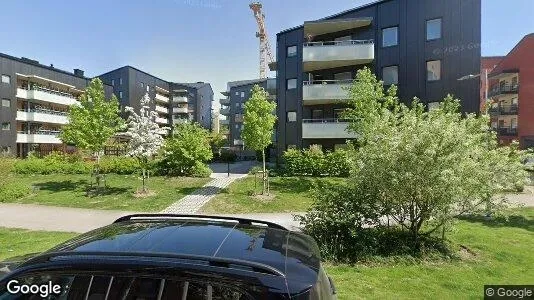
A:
160 161 259 214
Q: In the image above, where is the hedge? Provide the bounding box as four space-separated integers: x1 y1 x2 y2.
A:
282 147 350 177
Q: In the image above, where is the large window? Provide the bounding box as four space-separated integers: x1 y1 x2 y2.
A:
426 18 442 41
1 75 10 84
312 109 323 120
287 78 297 90
426 60 441 81
111 79 115 86
287 111 297 122
382 26 398 47
287 45 297 57
334 72 352 81
382 66 399 85
119 78 123 85
119 91 123 99
1 123 10 130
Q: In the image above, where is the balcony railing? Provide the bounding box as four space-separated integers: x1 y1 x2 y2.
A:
173 96 188 103
16 130 62 144
302 40 374 72
16 87 79 106
155 105 169 114
489 84 519 97
173 107 188 114
220 98 230 105
16 109 69 125
220 107 230 115
494 127 518 136
155 93 170 103
303 79 352 105
302 118 357 139
488 104 518 116
155 117 169 124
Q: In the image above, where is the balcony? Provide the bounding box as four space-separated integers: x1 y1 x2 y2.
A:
16 87 78 106
16 131 62 144
155 94 170 103
302 40 374 72
16 109 69 125
173 96 188 103
302 119 357 139
489 84 519 98
173 107 188 114
220 107 230 115
496 127 518 136
155 105 169 114
488 104 518 116
155 117 169 125
220 119 229 125
220 98 230 105
303 79 352 105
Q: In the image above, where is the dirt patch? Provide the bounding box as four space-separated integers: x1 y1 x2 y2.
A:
458 245 477 261
133 190 156 198
253 193 276 202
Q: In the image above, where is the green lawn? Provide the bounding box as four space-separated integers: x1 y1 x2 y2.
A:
0 174 209 212
326 208 534 300
0 228 77 260
201 176 345 213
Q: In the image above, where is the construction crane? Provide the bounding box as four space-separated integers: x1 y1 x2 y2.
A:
249 2 275 79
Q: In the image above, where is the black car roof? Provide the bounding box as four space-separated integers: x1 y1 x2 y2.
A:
17 215 322 295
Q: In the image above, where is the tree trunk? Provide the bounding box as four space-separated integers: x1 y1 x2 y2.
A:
142 168 146 193
262 149 266 195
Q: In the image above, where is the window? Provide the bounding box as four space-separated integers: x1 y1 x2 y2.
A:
235 124 239 129
428 101 440 111
382 66 399 85
235 102 240 108
287 45 297 57
312 109 323 119
287 144 297 150
119 91 123 99
241 91 245 98
146 85 150 92
235 91 239 96
426 18 442 41
1 123 10 130
426 60 441 81
287 78 297 90
1 99 10 107
334 72 352 81
111 79 115 86
334 35 352 42
511 118 517 128
382 26 398 47
119 78 123 85
140 82 144 88
287 111 297 122
1 75 11 84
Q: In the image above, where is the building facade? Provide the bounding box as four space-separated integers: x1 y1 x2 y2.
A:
480 56 505 112
272 0 481 153
220 78 277 153
486 34 534 148
97 67 214 131
0 53 113 157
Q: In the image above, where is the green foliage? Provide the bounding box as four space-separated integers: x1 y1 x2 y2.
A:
160 123 213 177
208 131 227 153
302 67 527 259
190 162 212 178
99 156 141 175
60 78 124 156
242 85 277 152
0 181 31 202
282 147 350 177
13 152 90 174
0 158 16 176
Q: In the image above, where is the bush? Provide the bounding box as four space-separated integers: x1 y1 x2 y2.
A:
0 158 16 176
99 156 140 175
190 162 212 178
14 152 90 175
282 147 350 177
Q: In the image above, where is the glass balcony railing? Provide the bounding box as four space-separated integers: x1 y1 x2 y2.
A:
302 118 357 139
488 104 518 116
495 127 518 136
302 40 374 71
488 84 519 97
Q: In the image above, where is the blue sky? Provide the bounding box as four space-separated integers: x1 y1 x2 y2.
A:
1 0 532 107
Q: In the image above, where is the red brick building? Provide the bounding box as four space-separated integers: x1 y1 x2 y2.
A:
480 56 505 111
484 33 534 148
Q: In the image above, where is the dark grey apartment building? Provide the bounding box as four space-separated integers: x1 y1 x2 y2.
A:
220 78 276 151
273 0 481 153
0 53 113 158
97 66 213 130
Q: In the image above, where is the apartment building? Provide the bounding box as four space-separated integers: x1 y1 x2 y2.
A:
480 56 505 112
272 0 481 153
486 34 534 148
0 53 113 157
220 78 277 151
97 66 213 131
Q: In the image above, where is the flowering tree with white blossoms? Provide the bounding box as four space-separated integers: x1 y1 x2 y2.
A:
124 93 168 193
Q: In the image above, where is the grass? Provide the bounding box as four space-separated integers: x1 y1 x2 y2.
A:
0 174 209 212
326 208 534 300
0 227 77 260
201 176 345 213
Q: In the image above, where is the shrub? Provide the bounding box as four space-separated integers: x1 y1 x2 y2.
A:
324 150 351 177
190 162 212 178
282 147 350 177
0 158 16 176
99 156 140 175
14 152 90 175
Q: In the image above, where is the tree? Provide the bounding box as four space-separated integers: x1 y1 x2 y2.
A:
161 123 213 177
341 67 526 243
124 93 167 193
208 131 227 155
241 85 277 194
60 78 124 185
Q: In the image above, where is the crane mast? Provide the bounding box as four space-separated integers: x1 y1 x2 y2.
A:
250 2 275 79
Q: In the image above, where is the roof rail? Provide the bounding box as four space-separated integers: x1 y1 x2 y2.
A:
113 214 289 231
19 251 285 277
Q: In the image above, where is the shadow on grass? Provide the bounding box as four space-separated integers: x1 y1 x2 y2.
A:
269 177 325 194
34 180 89 192
177 187 203 196
458 213 534 233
